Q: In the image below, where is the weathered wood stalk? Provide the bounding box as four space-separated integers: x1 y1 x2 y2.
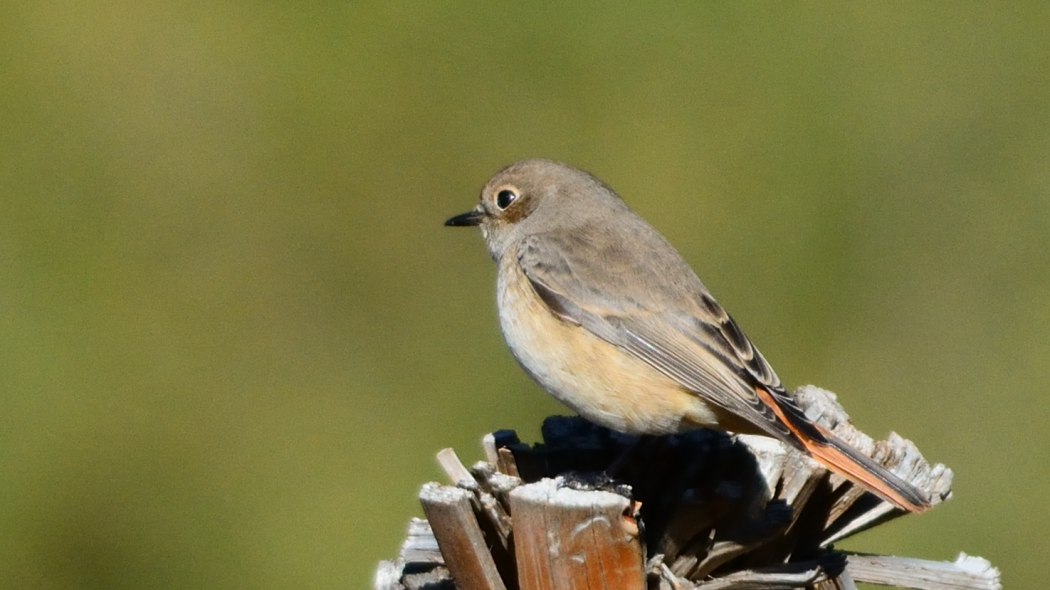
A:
375 386 1000 590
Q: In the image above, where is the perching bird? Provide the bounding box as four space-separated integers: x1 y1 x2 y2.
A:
446 159 930 512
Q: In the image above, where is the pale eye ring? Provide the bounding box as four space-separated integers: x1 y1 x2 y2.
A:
495 188 518 210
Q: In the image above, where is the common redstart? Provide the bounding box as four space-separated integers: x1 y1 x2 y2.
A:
446 159 930 512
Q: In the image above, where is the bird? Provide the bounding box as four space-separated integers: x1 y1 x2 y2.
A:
445 158 930 513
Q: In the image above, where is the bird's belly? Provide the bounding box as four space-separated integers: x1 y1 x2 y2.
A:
496 261 722 435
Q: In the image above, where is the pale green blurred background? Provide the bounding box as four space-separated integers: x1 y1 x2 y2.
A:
1 2 1047 588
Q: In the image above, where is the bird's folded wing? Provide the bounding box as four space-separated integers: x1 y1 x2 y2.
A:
518 233 810 443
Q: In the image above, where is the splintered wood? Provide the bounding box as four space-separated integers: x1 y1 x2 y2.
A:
511 479 644 589
375 386 999 590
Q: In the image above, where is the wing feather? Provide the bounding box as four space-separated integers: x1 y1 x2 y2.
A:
517 232 813 444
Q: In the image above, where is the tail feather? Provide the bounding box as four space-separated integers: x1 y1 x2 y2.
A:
753 385 931 513
800 427 931 513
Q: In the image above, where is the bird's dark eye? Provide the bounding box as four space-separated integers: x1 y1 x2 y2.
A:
495 188 518 210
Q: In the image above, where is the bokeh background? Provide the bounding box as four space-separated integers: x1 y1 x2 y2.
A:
2 2 1047 588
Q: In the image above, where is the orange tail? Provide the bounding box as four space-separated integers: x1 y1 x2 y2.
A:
798 427 931 513
754 386 931 513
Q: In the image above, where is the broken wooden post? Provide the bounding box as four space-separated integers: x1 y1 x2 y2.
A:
510 478 644 590
375 385 1000 590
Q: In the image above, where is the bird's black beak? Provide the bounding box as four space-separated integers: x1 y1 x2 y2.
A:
444 208 484 227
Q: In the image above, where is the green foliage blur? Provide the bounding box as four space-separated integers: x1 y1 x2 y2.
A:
1 2 1047 588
